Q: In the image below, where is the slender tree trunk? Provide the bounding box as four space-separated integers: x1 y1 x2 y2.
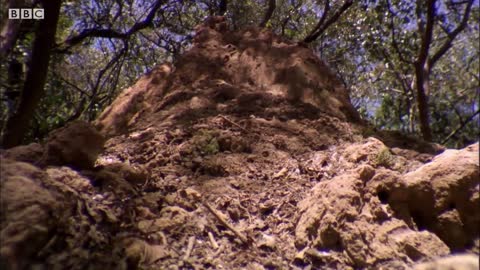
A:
413 0 436 142
259 0 276 28
217 0 227 15
414 63 432 141
408 99 416 133
1 0 62 148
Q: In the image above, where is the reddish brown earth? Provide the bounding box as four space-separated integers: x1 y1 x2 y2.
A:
1 17 479 270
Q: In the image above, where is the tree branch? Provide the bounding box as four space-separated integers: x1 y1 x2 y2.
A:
303 0 330 42
280 2 301 35
218 0 227 15
386 0 413 64
303 0 353 43
429 0 473 66
68 42 128 121
417 0 436 67
52 71 92 98
60 0 165 50
259 0 276 28
441 109 480 144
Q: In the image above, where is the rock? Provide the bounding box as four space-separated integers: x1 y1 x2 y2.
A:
374 130 445 155
2 143 44 164
98 162 147 185
412 254 479 270
89 169 138 197
257 233 277 250
343 137 388 164
46 166 95 194
0 159 60 270
120 237 172 265
391 230 450 261
137 206 191 233
295 171 451 268
357 164 375 181
401 143 479 250
43 120 105 169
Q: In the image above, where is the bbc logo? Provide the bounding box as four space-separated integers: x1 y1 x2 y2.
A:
8 9 44 19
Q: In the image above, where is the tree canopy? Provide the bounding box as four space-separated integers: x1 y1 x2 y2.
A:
1 0 478 148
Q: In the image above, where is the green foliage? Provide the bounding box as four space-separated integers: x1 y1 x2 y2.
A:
228 0 263 29
192 129 220 156
375 147 394 168
314 0 478 147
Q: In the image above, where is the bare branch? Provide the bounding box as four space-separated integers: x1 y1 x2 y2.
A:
429 0 473 66
416 0 436 67
386 0 413 64
60 0 165 50
68 42 128 121
303 0 330 42
441 109 480 144
52 71 92 98
218 0 227 15
304 0 354 43
280 1 301 35
259 0 276 28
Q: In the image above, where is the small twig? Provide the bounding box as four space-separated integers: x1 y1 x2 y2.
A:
273 167 288 179
218 115 247 132
213 244 224 257
203 201 251 245
158 231 168 245
235 194 252 223
208 231 219 249
37 235 58 257
183 236 196 261
271 200 287 217
141 176 151 190
441 109 480 145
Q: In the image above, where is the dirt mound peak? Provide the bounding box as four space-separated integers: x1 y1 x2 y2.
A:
95 17 360 137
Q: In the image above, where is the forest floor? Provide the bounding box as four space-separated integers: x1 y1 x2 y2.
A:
2 87 478 269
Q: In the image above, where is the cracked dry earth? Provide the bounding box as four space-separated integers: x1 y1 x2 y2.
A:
1 17 479 270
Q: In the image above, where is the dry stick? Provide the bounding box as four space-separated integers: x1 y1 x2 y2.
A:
218 115 247 132
208 231 219 249
235 194 252 223
441 109 480 145
203 201 250 245
213 244 224 257
37 235 58 257
183 236 196 261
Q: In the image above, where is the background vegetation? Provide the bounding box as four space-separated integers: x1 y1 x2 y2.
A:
1 0 478 148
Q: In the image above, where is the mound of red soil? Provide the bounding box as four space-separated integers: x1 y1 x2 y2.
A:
95 16 361 138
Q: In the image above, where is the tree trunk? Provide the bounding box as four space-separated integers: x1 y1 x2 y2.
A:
259 0 276 28
414 64 432 141
1 0 62 148
0 0 25 58
217 0 227 15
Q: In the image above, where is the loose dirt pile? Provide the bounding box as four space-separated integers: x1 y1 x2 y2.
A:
1 17 479 270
